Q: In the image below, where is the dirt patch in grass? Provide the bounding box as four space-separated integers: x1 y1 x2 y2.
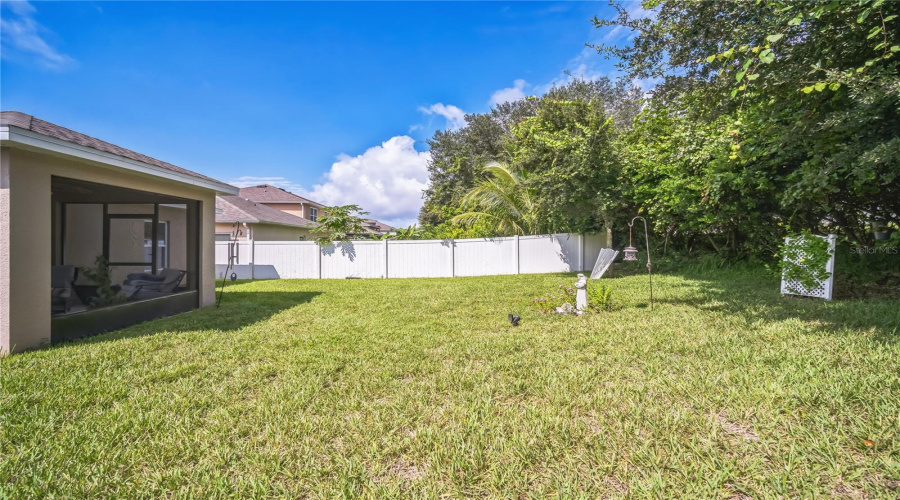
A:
712 412 759 442
724 484 753 500
580 413 604 435
603 476 629 497
867 475 900 493
832 479 867 499
387 458 426 482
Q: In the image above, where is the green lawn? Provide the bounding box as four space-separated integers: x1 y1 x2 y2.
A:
2 269 899 498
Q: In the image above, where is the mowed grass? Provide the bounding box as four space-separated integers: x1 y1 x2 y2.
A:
2 269 899 498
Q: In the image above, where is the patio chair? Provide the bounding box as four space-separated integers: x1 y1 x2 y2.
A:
51 265 81 314
121 268 186 300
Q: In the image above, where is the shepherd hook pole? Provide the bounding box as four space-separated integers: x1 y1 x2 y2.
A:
628 216 653 310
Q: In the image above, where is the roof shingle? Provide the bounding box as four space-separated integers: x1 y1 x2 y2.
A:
216 195 318 228
238 184 323 205
1 110 231 188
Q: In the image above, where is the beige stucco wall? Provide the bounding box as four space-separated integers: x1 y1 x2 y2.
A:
1 149 11 354
0 146 219 353
250 224 312 241
215 222 311 241
259 202 305 219
216 222 247 240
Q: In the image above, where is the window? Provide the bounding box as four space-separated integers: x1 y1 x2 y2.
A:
298 235 306 241
144 221 168 272
309 207 318 222
215 233 232 242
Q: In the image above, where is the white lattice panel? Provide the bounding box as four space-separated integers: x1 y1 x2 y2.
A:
781 234 835 300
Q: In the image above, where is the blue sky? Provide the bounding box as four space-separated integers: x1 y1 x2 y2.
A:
1 1 645 226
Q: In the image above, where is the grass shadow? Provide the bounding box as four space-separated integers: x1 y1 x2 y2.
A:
52 290 322 349
658 269 899 344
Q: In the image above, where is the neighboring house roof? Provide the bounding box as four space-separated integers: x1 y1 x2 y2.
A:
0 111 237 194
238 184 324 206
363 219 395 233
216 195 318 228
354 219 395 237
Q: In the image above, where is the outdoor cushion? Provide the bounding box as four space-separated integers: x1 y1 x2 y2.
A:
122 269 186 299
125 272 165 282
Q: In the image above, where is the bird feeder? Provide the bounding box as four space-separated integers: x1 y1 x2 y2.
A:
622 246 639 261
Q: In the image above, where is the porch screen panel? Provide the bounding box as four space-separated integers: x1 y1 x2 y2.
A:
109 218 151 264
159 205 187 273
108 204 155 215
64 204 103 269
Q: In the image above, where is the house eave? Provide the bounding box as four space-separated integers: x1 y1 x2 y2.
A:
0 125 239 195
217 219 315 229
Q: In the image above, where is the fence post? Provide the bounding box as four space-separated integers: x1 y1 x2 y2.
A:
383 239 389 278
316 244 322 279
578 233 584 271
450 239 456 277
249 238 255 279
514 234 520 274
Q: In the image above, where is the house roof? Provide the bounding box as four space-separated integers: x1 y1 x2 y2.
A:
238 184 323 206
216 195 318 228
0 111 237 194
363 219 395 233
350 219 395 237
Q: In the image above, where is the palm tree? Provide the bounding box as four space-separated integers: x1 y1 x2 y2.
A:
452 162 539 235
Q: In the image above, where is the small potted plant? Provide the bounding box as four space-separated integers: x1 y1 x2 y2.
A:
80 255 127 308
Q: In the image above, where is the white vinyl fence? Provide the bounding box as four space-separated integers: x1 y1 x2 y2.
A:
216 233 607 280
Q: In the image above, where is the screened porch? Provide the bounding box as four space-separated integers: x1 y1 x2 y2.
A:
50 176 202 342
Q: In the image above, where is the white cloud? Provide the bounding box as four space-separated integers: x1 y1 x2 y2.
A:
633 76 662 97
601 25 626 42
304 136 431 228
417 103 466 131
533 46 607 95
489 79 529 106
0 1 76 70
627 2 657 20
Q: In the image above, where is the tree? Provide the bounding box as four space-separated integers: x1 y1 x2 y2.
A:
512 81 630 237
419 78 641 239
452 162 540 236
312 204 369 245
594 0 900 254
380 224 424 240
419 113 514 226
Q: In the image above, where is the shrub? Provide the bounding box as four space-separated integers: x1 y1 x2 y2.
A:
80 255 127 308
587 283 614 312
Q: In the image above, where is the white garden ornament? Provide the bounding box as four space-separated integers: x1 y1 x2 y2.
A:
781 234 836 301
574 273 588 312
